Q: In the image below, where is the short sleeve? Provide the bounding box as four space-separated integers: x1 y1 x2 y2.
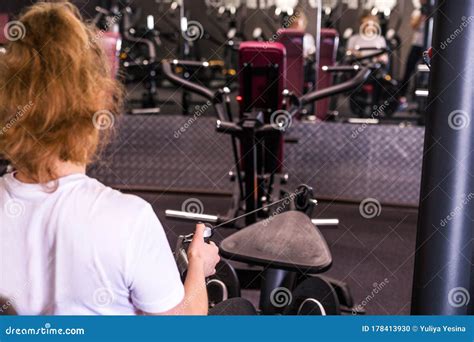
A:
125 204 185 313
346 36 356 50
303 34 316 57
377 36 387 48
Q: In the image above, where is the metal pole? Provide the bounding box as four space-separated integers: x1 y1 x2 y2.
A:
411 0 474 315
314 0 322 87
424 0 436 49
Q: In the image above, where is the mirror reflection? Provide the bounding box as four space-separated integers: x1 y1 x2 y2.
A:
0 0 433 125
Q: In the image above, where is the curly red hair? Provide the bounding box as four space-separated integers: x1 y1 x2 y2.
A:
0 1 123 183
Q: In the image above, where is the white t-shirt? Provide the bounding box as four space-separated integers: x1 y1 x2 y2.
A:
346 34 387 57
303 33 316 58
0 172 184 315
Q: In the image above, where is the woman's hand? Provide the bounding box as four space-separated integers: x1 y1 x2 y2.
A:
187 224 220 277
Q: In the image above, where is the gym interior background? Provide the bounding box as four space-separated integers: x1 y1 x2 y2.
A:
1 0 472 316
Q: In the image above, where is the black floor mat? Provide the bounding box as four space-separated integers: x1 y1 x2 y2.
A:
130 191 417 315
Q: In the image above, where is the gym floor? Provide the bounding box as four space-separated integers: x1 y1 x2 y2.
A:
131 190 417 315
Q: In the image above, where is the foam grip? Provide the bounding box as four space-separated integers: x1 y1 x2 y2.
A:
208 298 257 316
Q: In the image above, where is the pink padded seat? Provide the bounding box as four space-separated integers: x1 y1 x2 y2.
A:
0 14 10 45
238 41 287 172
316 28 339 120
277 29 305 97
100 31 121 78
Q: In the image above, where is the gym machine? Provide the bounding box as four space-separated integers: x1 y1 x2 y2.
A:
276 29 305 98
161 39 373 314
162 42 371 229
339 47 400 119
93 1 162 114
316 28 339 120
0 13 9 54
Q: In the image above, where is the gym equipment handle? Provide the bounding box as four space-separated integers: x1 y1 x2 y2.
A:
161 59 227 122
166 209 339 228
322 65 362 73
352 48 390 62
312 219 339 227
216 120 242 134
299 66 371 107
171 60 212 68
165 210 219 223
355 47 389 51
162 60 215 100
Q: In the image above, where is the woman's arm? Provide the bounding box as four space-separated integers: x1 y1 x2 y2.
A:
156 258 208 315
144 224 220 315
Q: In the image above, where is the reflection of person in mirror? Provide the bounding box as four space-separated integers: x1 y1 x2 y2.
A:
399 0 428 108
346 12 389 65
289 10 316 58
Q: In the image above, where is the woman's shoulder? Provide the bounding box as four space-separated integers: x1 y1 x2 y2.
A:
74 175 153 217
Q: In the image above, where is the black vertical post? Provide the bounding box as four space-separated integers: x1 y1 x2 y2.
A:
412 0 474 315
313 0 322 88
241 121 258 226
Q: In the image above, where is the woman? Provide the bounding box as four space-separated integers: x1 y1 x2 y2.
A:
0 1 219 315
346 12 389 65
398 0 428 107
288 10 316 59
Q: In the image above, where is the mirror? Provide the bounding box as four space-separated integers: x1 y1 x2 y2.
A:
84 0 431 126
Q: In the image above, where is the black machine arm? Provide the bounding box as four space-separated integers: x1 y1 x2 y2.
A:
345 47 390 63
163 59 371 121
298 65 371 109
161 59 215 99
161 59 227 122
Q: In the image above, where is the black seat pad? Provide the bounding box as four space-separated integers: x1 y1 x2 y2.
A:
220 211 332 273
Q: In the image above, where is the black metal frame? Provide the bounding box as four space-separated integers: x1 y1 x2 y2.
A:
411 0 474 315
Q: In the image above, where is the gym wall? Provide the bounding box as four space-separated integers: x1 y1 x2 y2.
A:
89 116 424 207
